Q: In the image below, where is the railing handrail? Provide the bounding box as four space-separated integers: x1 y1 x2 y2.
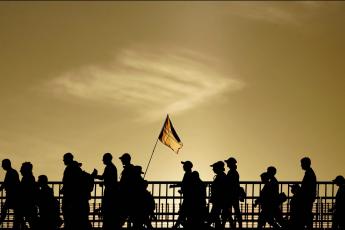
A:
0 181 338 229
2 180 331 184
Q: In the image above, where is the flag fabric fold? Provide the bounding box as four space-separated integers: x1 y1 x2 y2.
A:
158 115 183 153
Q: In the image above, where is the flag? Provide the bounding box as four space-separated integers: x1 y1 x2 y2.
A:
158 115 183 153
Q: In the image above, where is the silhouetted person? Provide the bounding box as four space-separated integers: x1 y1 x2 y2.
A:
224 157 242 229
331 176 345 229
0 159 20 229
131 165 153 229
133 180 156 229
18 162 39 229
208 161 228 230
255 172 281 229
189 171 207 229
61 152 78 230
61 152 92 230
92 153 119 230
287 184 303 229
37 175 62 230
118 153 136 227
266 166 284 228
144 181 155 229
171 161 194 229
300 157 317 229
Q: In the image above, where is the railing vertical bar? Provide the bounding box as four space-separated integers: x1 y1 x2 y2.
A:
0 181 337 229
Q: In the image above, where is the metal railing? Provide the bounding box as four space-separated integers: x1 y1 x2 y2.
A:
0 181 336 229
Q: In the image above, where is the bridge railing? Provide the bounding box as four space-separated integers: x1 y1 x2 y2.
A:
0 181 336 229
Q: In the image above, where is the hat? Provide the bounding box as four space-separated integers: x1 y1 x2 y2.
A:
181 161 193 168
210 161 225 169
333 175 345 184
224 157 237 165
119 153 131 161
134 165 144 174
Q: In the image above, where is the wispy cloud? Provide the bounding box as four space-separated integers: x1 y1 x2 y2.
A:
238 6 298 25
48 47 244 121
231 2 324 26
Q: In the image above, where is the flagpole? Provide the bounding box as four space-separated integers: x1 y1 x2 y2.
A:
143 114 169 179
143 138 159 179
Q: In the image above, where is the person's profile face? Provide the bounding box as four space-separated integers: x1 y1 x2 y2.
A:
183 164 190 172
63 157 72 166
121 158 129 166
301 161 307 170
1 161 10 170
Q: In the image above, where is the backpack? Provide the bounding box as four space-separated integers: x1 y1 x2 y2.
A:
81 171 94 195
278 192 287 204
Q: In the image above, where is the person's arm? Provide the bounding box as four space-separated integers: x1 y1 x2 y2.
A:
169 182 181 188
0 174 7 191
92 169 104 180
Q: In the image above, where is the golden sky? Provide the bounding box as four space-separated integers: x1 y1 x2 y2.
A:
1 2 345 182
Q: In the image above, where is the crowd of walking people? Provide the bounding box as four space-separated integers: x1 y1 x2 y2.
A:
0 153 344 230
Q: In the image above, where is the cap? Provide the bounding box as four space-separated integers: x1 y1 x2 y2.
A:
210 161 225 169
134 165 144 174
181 161 193 168
224 157 237 165
333 175 345 184
119 153 131 161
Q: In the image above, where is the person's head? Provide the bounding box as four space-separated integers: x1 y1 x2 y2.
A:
290 184 301 195
301 157 311 170
20 162 33 176
181 161 193 172
333 175 345 186
260 172 269 183
102 153 113 165
224 157 237 169
134 165 144 176
266 166 277 178
38 175 48 187
63 152 74 166
2 159 12 171
192 170 200 179
191 171 202 183
210 161 225 174
119 153 131 166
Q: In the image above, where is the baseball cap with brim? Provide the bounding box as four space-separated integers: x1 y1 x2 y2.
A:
210 161 225 168
134 165 144 174
119 153 131 160
224 157 237 165
333 175 345 184
181 161 193 168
